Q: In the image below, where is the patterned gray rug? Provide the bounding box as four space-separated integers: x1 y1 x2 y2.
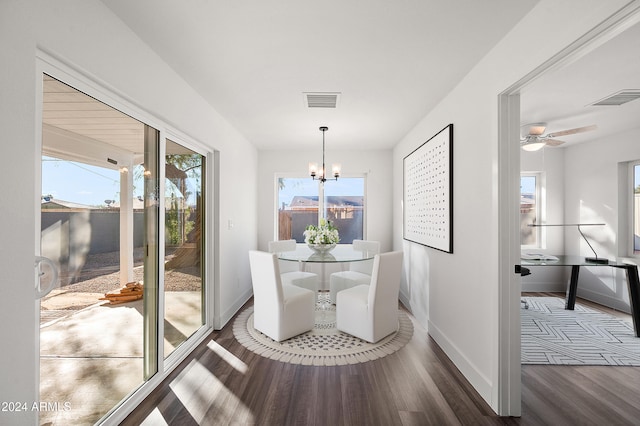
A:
233 298 413 366
521 297 640 365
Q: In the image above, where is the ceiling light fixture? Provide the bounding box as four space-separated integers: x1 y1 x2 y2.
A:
520 137 546 152
309 126 340 183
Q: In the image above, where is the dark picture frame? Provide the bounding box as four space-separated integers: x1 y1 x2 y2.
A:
403 124 453 253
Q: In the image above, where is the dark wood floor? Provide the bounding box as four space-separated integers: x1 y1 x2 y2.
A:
122 294 640 425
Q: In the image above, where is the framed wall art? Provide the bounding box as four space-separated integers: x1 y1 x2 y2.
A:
403 123 453 253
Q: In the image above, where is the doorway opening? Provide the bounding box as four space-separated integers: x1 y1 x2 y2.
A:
498 4 640 417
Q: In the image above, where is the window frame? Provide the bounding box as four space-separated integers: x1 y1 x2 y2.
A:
629 160 640 258
274 173 367 243
520 172 544 249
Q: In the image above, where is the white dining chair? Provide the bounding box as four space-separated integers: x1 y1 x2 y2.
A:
336 251 403 343
249 250 316 342
329 239 380 303
268 239 319 295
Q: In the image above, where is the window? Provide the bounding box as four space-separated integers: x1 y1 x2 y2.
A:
520 173 541 247
277 176 365 243
632 161 640 255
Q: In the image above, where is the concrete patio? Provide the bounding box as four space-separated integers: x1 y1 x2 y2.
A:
39 291 202 425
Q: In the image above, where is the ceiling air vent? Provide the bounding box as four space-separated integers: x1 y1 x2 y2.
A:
591 90 640 106
303 92 340 108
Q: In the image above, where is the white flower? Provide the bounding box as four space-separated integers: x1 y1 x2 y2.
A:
304 220 340 245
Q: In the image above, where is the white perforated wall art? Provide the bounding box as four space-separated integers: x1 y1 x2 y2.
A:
403 124 453 252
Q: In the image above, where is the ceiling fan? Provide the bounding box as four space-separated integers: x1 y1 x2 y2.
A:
520 122 597 151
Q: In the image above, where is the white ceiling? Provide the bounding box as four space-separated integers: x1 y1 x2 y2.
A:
520 20 640 148
100 0 538 150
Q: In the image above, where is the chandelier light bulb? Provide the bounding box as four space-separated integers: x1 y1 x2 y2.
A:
309 162 318 177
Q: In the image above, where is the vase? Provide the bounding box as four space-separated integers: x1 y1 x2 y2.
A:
308 243 336 253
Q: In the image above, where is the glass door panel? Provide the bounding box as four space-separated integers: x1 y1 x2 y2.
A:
39 74 158 424
163 139 205 358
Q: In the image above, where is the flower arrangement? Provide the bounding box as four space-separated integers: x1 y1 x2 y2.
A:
304 218 340 245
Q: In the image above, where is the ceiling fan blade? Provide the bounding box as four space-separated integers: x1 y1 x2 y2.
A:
545 139 565 147
547 124 597 138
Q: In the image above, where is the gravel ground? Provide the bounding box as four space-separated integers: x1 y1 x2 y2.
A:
42 249 201 312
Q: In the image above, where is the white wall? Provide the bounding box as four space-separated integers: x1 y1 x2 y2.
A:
0 1 257 423
563 126 640 312
521 148 567 291
392 0 630 411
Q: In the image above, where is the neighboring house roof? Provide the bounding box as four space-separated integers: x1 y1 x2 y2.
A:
41 197 147 210
41 199 98 210
288 195 364 209
111 197 145 210
520 194 535 205
327 195 364 207
289 196 318 208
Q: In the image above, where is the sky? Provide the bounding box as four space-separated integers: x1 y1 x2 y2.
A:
42 157 123 206
41 157 199 207
278 177 364 207
520 175 536 195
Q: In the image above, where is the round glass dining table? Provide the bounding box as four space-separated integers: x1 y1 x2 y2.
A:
276 243 376 311
276 243 376 263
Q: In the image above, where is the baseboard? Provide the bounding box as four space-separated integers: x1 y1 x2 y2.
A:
521 282 565 292
399 289 429 328
399 289 411 312
427 320 493 408
576 288 631 314
398 290 410 309
216 287 254 330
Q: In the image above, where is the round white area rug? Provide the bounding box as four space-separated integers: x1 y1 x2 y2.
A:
233 300 413 366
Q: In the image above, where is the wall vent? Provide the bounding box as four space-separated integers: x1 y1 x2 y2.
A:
303 92 340 108
591 90 640 106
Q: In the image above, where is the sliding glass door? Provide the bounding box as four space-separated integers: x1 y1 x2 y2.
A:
163 139 205 358
38 73 208 425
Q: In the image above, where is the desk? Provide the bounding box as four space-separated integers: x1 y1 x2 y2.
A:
522 255 640 337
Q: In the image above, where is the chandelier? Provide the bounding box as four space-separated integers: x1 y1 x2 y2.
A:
309 126 340 183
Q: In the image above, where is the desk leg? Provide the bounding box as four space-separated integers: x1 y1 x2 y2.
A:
565 265 580 310
623 265 640 338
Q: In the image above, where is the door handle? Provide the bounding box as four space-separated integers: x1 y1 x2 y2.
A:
35 256 58 299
